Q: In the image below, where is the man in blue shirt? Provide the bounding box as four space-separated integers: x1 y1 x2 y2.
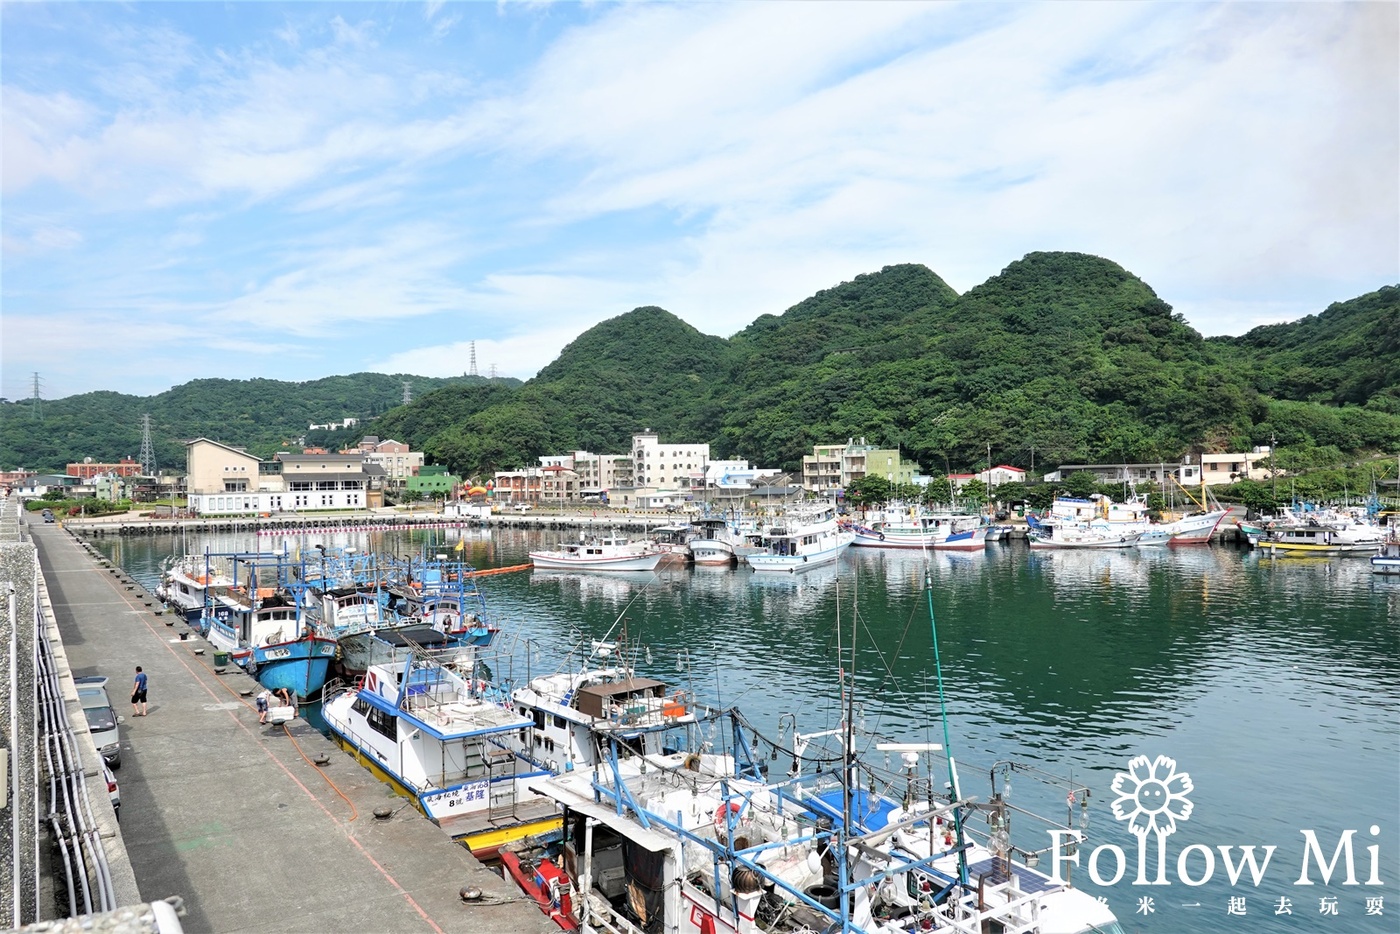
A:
131 666 148 716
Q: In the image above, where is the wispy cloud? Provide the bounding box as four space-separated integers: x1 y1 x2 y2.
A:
1 1 1394 398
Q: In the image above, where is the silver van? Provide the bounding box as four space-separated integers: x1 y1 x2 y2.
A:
75 676 121 769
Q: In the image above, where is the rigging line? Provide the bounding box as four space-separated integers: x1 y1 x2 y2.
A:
924 563 969 887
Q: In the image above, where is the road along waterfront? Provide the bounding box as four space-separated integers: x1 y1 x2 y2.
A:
25 516 556 934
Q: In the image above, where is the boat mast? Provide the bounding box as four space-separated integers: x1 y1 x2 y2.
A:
841 575 856 931
925 566 969 886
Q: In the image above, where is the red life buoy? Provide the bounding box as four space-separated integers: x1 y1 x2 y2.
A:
714 800 742 828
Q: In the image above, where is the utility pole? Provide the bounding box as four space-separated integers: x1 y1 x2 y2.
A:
1270 432 1277 505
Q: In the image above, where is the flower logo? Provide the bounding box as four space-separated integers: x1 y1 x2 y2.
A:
1111 754 1194 837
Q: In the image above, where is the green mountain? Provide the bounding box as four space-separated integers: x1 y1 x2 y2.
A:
4 255 1395 480
0 373 512 472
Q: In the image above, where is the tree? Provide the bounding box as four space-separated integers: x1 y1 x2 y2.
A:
959 478 988 508
846 475 892 509
922 476 953 506
1063 471 1099 498
991 480 1027 506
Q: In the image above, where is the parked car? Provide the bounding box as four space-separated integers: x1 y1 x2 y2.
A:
41 508 54 523
513 503 533 512
75 676 121 769
103 761 120 820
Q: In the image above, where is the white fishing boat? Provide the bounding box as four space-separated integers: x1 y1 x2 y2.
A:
1372 536 1400 575
510 575 1125 934
507 639 715 777
530 534 667 572
745 511 855 572
156 552 237 623
850 505 989 552
686 517 746 566
1028 525 1143 549
322 652 558 855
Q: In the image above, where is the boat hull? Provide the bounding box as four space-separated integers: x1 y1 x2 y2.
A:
1260 540 1385 556
1166 509 1229 545
688 540 736 566
252 637 338 698
1029 531 1142 549
529 551 665 572
747 539 851 572
851 526 988 551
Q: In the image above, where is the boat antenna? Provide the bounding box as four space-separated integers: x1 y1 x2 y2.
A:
925 564 969 886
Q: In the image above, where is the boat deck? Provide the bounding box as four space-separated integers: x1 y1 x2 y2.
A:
28 520 556 934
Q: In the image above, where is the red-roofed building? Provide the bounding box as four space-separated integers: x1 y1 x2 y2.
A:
67 458 141 479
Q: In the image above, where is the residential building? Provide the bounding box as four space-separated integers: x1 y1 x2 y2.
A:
353 437 424 487
310 417 359 431
1043 448 1273 488
1185 449 1274 486
802 438 922 492
492 467 546 504
67 458 142 479
947 464 1027 493
276 452 370 512
630 432 709 493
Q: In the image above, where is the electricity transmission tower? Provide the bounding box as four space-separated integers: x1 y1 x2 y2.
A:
139 414 157 476
468 341 478 377
30 372 43 420
402 381 412 405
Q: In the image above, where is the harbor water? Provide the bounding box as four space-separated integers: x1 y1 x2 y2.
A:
92 525 1399 933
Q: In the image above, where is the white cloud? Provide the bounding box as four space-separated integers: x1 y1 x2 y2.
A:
2 1 1394 399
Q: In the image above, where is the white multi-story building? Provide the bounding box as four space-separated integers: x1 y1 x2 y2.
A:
185 439 371 514
630 432 709 494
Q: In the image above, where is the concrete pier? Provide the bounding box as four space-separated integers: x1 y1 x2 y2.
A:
24 516 554 934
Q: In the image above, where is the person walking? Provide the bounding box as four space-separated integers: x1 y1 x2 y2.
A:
131 666 149 717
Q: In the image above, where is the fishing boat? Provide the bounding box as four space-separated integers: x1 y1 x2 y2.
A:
156 552 237 624
1027 522 1142 549
331 555 502 676
1372 536 1400 575
322 651 560 855
506 638 715 779
205 586 338 699
849 506 989 552
509 571 1124 934
1039 495 1173 546
530 534 668 572
687 517 744 566
745 508 855 572
650 524 697 567
1259 519 1388 556
1161 477 1230 545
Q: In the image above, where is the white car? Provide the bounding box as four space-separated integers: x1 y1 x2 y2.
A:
513 503 533 512
75 676 121 769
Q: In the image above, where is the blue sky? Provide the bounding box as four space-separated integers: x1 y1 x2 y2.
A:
3 1 1396 400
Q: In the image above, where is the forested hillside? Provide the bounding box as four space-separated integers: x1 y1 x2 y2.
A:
4 254 1396 479
0 373 504 471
